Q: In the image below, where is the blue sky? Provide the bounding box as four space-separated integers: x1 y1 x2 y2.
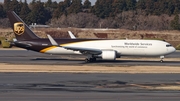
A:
0 0 96 5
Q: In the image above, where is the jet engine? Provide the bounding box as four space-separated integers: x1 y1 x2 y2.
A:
101 50 116 60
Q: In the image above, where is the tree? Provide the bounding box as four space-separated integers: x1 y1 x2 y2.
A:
29 0 36 9
156 0 167 15
167 1 175 15
45 1 58 12
53 2 65 18
170 14 180 30
44 0 57 21
9 0 21 14
102 0 113 17
83 0 91 9
92 0 113 18
45 0 52 7
31 0 36 4
153 1 161 15
125 0 136 10
19 0 24 11
68 0 82 14
51 1 58 9
19 0 31 24
3 0 11 11
92 0 103 17
136 0 146 9
28 1 51 24
50 13 99 28
0 4 5 18
64 0 71 8
174 7 179 14
45 0 58 10
144 0 155 15
112 0 126 16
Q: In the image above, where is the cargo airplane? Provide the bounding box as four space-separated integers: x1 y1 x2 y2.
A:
8 11 176 62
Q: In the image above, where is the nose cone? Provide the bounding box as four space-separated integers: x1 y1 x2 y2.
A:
169 46 176 54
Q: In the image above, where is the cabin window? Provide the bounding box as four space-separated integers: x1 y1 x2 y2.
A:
166 44 173 47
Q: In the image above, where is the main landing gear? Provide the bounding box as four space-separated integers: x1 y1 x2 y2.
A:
160 56 164 63
85 57 96 63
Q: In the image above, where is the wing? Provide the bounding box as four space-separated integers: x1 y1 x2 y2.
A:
62 46 102 55
47 34 102 55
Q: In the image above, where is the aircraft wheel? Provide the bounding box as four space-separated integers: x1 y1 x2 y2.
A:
85 58 96 63
91 58 96 62
85 58 90 63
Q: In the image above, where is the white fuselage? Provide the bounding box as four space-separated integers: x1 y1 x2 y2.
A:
42 40 176 57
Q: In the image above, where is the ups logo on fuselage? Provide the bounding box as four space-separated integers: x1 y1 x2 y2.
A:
14 22 25 35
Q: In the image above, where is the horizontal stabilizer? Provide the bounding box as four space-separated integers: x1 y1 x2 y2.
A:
47 34 58 46
68 31 76 39
13 38 17 42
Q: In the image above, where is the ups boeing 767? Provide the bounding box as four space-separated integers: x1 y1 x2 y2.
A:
7 11 175 62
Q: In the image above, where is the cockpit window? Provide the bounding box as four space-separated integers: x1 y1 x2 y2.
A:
166 44 172 47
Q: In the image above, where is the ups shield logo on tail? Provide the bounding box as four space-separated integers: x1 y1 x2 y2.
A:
14 22 25 35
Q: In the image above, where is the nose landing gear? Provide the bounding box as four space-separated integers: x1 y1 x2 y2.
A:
160 56 164 63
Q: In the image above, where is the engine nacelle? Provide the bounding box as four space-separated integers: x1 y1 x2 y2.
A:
101 50 116 60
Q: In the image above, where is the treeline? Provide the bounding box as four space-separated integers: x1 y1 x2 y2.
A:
0 0 180 30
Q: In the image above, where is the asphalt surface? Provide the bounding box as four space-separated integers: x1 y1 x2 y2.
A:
0 50 180 66
0 49 180 101
0 73 180 101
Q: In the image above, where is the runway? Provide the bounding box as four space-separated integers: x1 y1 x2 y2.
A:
0 49 180 66
0 73 180 101
0 49 180 101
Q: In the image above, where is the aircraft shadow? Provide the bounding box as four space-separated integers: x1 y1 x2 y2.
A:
31 58 81 62
30 57 180 66
83 60 180 64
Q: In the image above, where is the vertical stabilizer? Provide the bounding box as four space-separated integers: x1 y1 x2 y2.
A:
7 11 40 41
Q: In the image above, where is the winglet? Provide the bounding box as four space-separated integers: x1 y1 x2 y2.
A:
47 34 58 46
68 31 76 39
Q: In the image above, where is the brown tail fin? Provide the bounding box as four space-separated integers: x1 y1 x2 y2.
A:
7 11 40 41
